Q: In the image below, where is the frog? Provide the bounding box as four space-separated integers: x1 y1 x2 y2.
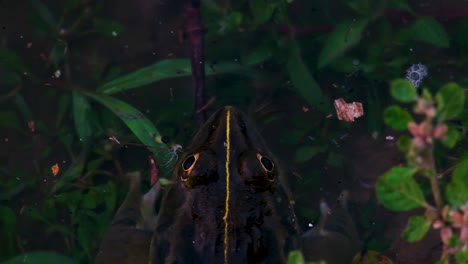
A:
95 106 359 264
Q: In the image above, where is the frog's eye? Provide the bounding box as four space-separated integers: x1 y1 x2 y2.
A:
182 154 199 172
257 154 274 172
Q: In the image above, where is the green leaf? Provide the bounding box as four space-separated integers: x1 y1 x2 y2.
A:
82 92 175 176
249 0 276 26
293 145 324 164
0 49 28 73
287 250 305 264
376 166 427 211
390 79 418 103
346 0 372 16
0 111 21 130
81 192 97 209
219 12 243 34
436 82 465 121
455 247 468 263
98 59 249 94
386 0 413 12
55 93 71 128
441 126 460 149
65 0 81 12
93 18 124 38
318 19 368 68
366 86 384 135
410 17 449 47
14 94 34 124
242 44 273 66
1 251 77 264
454 19 468 55
397 135 411 152
287 41 330 113
77 219 94 258
72 92 93 143
51 149 88 193
446 159 468 205
326 151 343 167
31 0 57 33
402 215 430 242
49 40 68 67
0 206 17 255
383 105 413 130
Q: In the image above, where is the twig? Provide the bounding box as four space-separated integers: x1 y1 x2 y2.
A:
184 1 206 126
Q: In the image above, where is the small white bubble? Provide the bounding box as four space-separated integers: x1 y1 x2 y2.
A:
308 222 313 227
111 31 118 37
54 69 61 78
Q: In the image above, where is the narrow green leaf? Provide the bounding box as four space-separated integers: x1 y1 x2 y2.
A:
82 92 175 176
242 45 273 67
346 0 372 16
49 40 68 67
1 251 77 264
293 145 323 164
326 151 344 167
98 59 249 94
318 19 368 68
410 17 449 47
77 220 93 258
0 111 21 130
0 206 16 255
436 82 465 121
55 93 71 128
31 0 57 32
65 0 81 11
390 79 418 103
383 105 413 130
287 41 330 113
446 159 468 205
386 0 413 12
402 215 430 242
454 19 468 55
14 94 34 124
51 149 88 193
376 166 427 211
72 92 93 143
93 18 124 38
0 49 28 73
366 86 383 135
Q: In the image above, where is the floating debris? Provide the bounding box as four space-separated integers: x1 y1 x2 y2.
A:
333 98 364 122
51 163 60 176
406 63 428 88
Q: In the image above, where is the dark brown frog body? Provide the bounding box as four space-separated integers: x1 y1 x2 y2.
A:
149 106 300 263
95 106 359 264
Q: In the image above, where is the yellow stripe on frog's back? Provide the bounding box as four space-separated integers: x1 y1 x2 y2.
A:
222 108 231 264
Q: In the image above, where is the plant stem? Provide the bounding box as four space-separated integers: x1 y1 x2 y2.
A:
428 140 443 212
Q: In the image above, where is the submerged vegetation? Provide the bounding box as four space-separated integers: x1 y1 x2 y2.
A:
0 0 467 263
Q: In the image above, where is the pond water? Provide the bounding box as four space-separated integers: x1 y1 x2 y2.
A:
1 0 467 263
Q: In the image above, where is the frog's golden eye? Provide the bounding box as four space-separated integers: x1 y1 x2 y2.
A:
257 154 274 172
182 153 199 172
